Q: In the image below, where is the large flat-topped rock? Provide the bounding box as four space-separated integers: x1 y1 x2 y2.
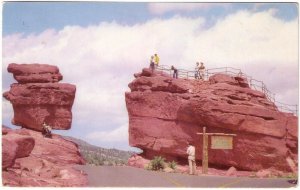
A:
125 68 298 172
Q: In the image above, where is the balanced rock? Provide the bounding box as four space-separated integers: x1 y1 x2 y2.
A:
3 63 76 131
125 68 298 172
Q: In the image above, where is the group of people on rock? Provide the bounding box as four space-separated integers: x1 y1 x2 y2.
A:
149 54 160 72
195 62 205 80
149 53 205 80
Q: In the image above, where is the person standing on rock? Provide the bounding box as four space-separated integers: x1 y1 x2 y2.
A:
199 62 205 80
195 62 200 79
187 142 196 175
171 65 178 79
150 55 155 72
154 54 160 69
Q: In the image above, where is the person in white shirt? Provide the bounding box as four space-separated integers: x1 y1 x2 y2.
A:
186 142 196 175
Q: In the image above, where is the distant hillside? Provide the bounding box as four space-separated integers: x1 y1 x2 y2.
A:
63 136 136 166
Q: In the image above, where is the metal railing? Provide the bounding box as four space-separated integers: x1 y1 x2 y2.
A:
156 65 298 116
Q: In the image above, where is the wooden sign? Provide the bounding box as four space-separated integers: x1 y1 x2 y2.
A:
211 136 233 149
197 127 236 174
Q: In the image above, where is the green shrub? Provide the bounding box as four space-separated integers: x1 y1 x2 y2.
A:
145 163 153 170
168 160 177 170
150 156 166 171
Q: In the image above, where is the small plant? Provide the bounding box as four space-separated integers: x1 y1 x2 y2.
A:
168 160 177 170
283 172 297 179
150 156 166 171
145 163 153 170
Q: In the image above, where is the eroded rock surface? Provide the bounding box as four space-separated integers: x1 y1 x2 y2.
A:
2 63 87 187
126 68 298 172
2 127 87 187
3 63 76 131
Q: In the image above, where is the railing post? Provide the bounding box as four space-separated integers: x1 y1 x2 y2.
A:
202 127 208 174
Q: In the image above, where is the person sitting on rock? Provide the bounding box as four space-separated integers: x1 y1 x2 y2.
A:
42 122 52 138
171 65 178 79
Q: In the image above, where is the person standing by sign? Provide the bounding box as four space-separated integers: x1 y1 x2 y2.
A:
187 142 196 175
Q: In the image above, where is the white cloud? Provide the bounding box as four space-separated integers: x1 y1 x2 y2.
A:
2 9 298 149
86 124 128 143
148 3 228 15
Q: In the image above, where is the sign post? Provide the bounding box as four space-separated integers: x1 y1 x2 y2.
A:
197 127 236 174
202 127 208 174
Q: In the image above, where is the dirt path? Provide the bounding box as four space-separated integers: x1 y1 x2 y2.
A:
74 165 296 188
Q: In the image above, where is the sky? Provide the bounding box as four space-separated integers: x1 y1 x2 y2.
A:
2 1 299 151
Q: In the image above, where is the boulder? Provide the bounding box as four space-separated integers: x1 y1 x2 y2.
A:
3 133 35 158
3 63 76 131
125 68 298 172
226 166 237 176
2 138 18 170
128 154 150 169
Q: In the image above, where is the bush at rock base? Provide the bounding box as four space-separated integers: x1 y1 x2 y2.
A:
168 160 177 170
146 156 166 171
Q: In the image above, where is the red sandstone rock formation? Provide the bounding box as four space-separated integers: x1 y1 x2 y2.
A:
7 63 63 83
3 63 76 131
125 68 298 172
2 63 87 187
2 126 87 187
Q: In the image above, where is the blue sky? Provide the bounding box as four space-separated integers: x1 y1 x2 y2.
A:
2 2 299 151
3 2 298 35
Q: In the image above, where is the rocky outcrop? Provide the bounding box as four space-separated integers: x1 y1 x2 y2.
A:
125 68 298 172
2 63 87 187
3 63 76 131
2 127 87 187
